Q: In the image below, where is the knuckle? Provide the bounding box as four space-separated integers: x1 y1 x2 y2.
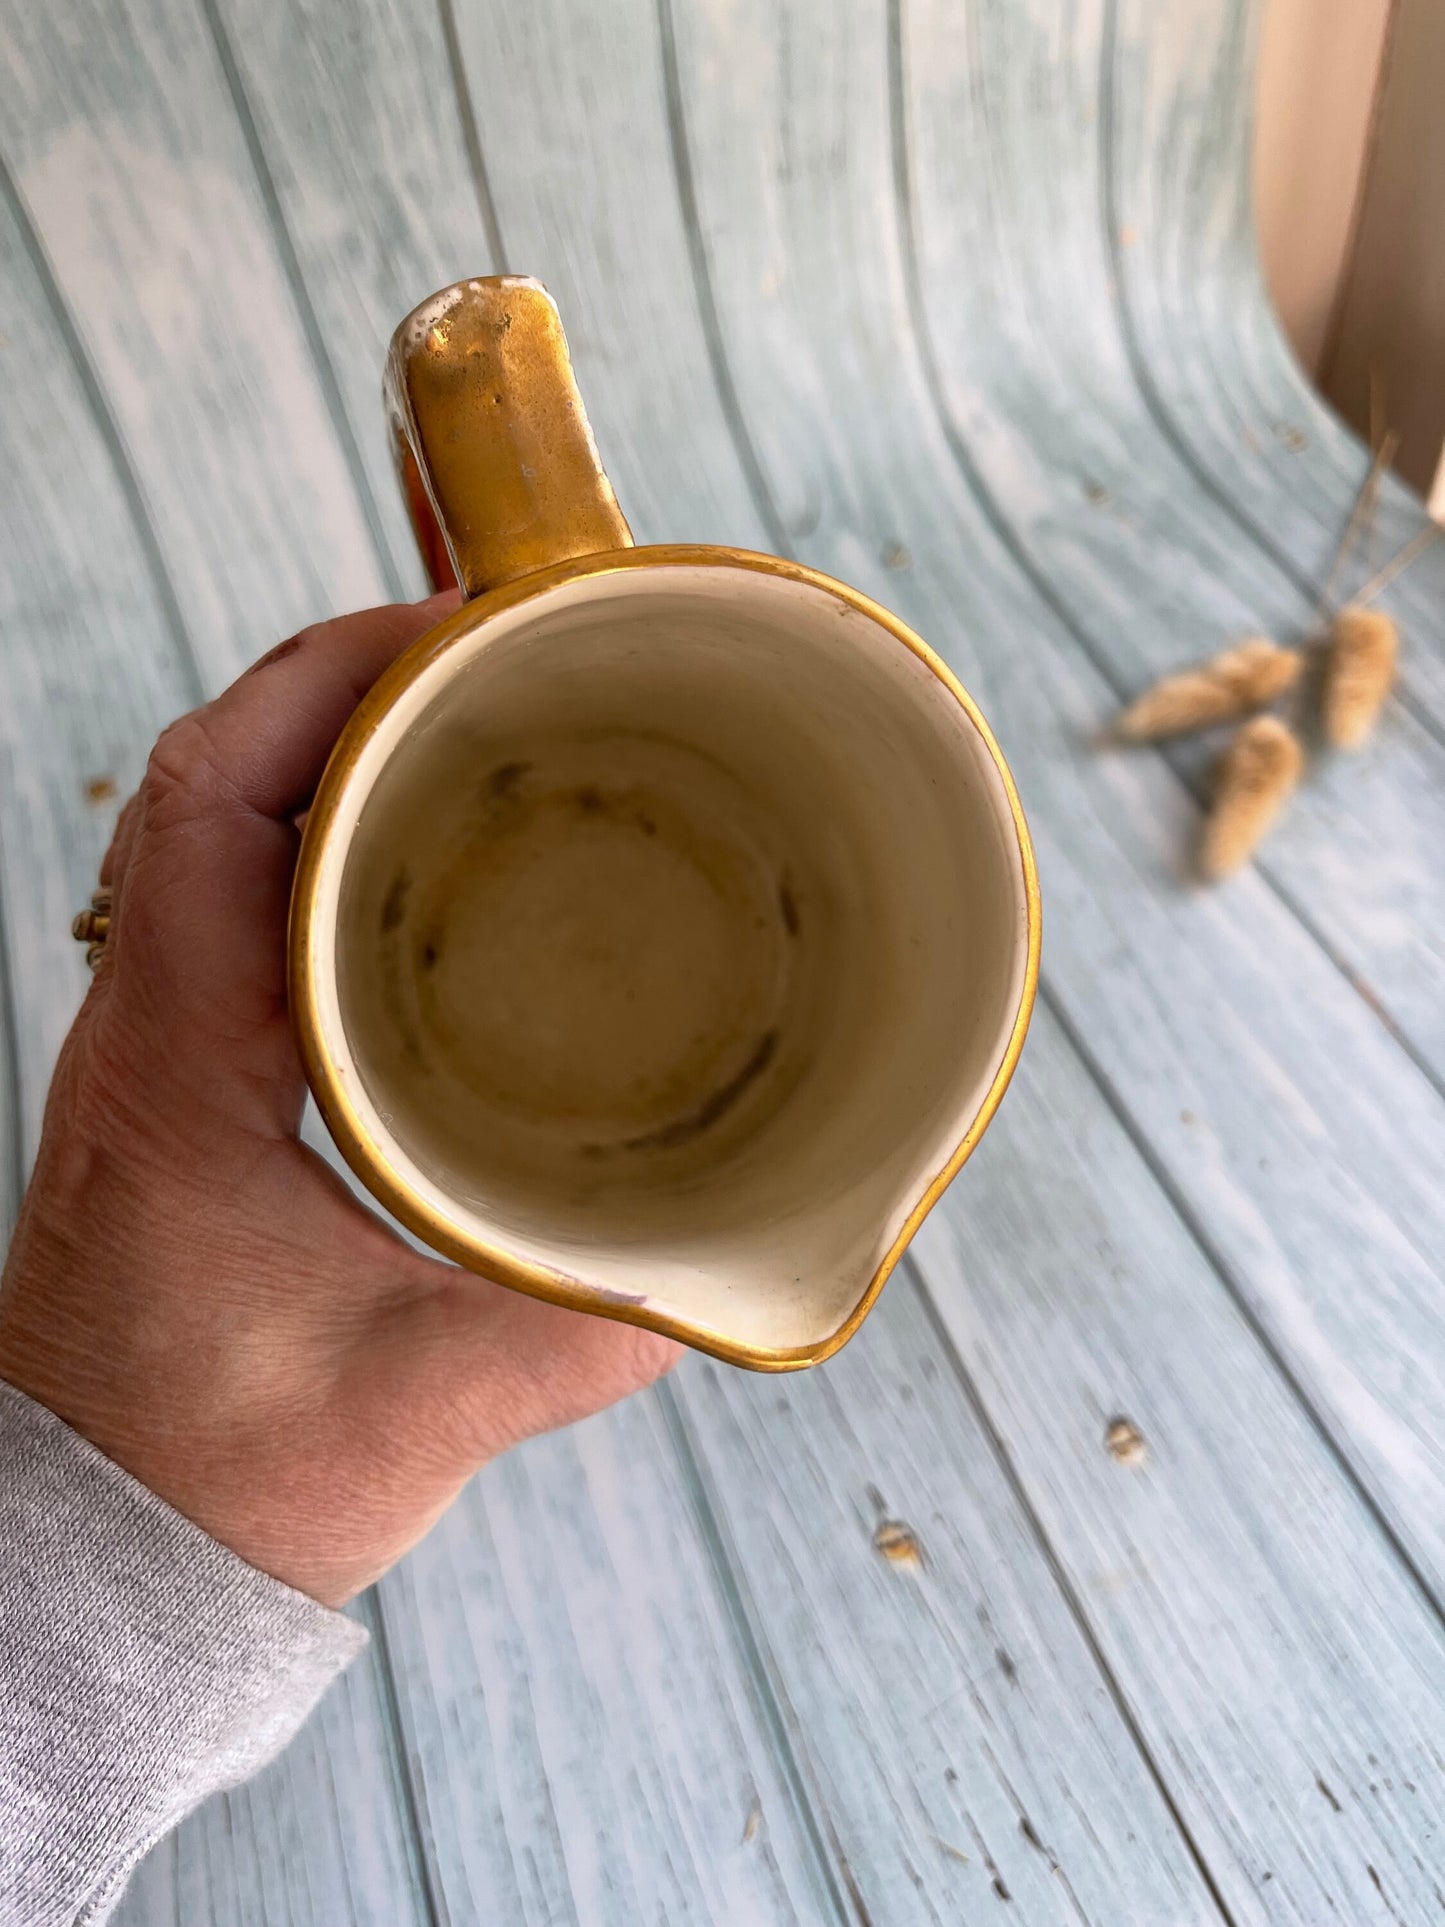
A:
243 630 305 678
143 712 224 815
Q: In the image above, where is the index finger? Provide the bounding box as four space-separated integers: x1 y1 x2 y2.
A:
184 589 461 822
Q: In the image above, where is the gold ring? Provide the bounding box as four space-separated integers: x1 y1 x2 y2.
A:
72 888 112 970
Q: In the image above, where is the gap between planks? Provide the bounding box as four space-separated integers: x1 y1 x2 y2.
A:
0 146 202 708
1039 975 1445 1640
901 1256 1239 1927
196 0 411 603
653 1379 860 1927
358 1587 448 1927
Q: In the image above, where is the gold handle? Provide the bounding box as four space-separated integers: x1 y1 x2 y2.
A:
385 277 632 597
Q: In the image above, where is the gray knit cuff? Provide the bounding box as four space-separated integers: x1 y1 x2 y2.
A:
0 1378 367 1925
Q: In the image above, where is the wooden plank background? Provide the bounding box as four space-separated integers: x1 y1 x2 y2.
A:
1 0 1443 1920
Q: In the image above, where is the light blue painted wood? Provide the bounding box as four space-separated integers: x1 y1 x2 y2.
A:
442 0 775 555
219 0 503 595
374 1396 843 1926
911 1008 1445 1924
2 0 1445 1920
0 157 182 1158
1108 0 1445 718
897 0 1445 1078
672 1308 1224 1924
0 0 389 682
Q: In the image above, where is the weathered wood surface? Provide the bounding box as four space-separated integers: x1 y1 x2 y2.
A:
2 0 1443 1921
1111 0 1445 719
898 0 1445 1076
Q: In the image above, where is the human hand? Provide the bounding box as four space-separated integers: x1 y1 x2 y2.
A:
0 596 678 1606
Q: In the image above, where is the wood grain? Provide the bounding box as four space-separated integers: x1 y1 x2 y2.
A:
217 0 504 594
4 0 1445 1918
910 1007 1445 1925
0 0 389 686
443 0 775 553
0 156 186 1157
1108 0 1445 721
374 1396 843 1927
672 1304 1223 1925
897 0 1445 1079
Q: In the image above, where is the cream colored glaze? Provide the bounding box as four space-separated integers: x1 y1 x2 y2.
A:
307 564 1031 1354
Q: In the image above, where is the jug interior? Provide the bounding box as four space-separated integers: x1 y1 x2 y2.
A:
325 565 1029 1354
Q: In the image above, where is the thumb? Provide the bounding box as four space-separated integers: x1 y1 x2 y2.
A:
366 1268 681 1470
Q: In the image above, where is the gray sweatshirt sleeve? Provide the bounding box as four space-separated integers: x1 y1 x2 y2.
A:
0 1379 368 1925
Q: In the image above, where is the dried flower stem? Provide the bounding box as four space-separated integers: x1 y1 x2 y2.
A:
1351 523 1442 609
1309 434 1399 630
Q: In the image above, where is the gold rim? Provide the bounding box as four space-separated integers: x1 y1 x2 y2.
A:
289 545 1041 1372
